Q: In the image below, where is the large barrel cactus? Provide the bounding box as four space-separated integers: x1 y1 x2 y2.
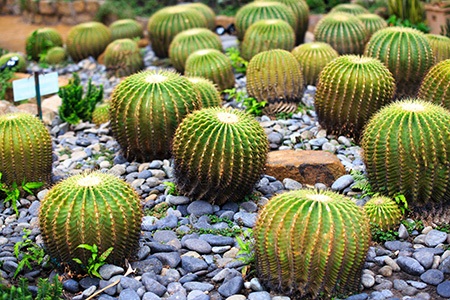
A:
110 70 201 162
168 28 223 73
356 13 388 38
172 107 268 205
314 12 367 55
39 172 143 267
103 39 144 77
254 189 371 298
0 113 52 186
291 42 339 86
109 19 144 41
315 55 396 141
330 3 369 15
364 27 434 98
0 52 27 72
425 34 450 63
45 47 67 65
364 196 403 231
418 59 450 109
186 76 222 108
246 49 304 115
183 2 216 30
66 21 112 62
240 19 296 61
25 27 63 61
147 6 208 58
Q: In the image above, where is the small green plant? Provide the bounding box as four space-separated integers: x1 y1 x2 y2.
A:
0 276 63 299
207 214 235 228
387 15 430 33
0 277 33 299
145 202 172 218
401 219 423 233
0 68 13 100
72 244 114 278
13 229 47 278
236 229 255 277
393 193 408 215
36 276 63 300
350 170 375 197
370 224 399 243
225 47 248 74
223 88 266 116
163 181 178 196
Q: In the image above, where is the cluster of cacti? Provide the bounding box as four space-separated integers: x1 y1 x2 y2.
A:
172 107 268 205
418 59 450 109
39 172 143 267
356 13 388 38
25 28 63 61
0 52 27 72
45 47 67 65
0 113 52 186
254 189 371 298
330 3 369 15
110 69 201 162
147 6 208 58
186 76 222 108
103 39 143 77
425 34 450 63
184 49 235 91
92 102 111 125
291 42 339 86
235 1 297 41
361 99 450 207
183 2 216 30
364 27 434 98
66 21 112 62
246 49 304 115
364 196 403 231
314 12 367 54
109 18 144 41
168 28 222 73
315 55 395 141
240 19 295 61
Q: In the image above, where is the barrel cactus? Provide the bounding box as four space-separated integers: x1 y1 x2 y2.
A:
185 49 235 91
45 47 67 65
291 42 339 86
186 76 222 108
314 12 367 55
240 19 296 61
39 172 143 268
330 3 369 15
246 49 304 115
364 27 434 98
25 27 63 61
0 113 52 186
92 102 110 125
315 55 395 141
169 28 223 73
254 189 371 298
418 59 450 109
103 39 143 77
110 70 201 162
109 18 144 41
425 34 450 63
147 6 208 58
356 13 388 38
172 107 268 205
66 21 112 62
0 52 27 72
364 196 403 231
183 2 216 30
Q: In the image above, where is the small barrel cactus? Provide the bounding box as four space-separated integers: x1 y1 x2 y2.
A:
364 196 403 231
356 13 388 38
291 42 339 86
246 49 304 115
25 27 63 61
0 52 27 72
39 172 143 267
330 3 369 15
240 19 296 61
254 189 371 298
186 76 222 108
172 107 268 205
0 113 52 186
315 55 396 141
183 2 216 30
92 102 111 125
45 47 67 65
169 28 223 73
147 6 208 58
425 34 450 63
109 19 144 41
364 26 434 98
66 21 112 62
103 39 143 77
110 69 202 162
314 12 367 55
185 49 235 91
418 59 450 109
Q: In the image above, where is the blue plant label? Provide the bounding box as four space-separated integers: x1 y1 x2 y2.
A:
12 72 59 102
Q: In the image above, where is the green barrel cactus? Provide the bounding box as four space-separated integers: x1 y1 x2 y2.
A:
186 76 222 108
235 1 297 41
356 13 388 38
66 21 112 62
184 49 235 91
254 189 371 298
110 69 202 162
361 99 450 206
425 34 450 63
103 39 143 77
330 3 369 15
0 52 27 72
169 28 223 73
0 113 52 186
183 2 216 30
418 59 450 109
364 196 403 231
315 55 395 141
291 42 339 86
45 47 67 65
92 102 111 125
25 27 63 61
147 6 208 58
314 12 367 55
172 107 268 205
240 19 296 61
364 27 434 98
39 172 143 267
109 19 144 41
246 49 304 115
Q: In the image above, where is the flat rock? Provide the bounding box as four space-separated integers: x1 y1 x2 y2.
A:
421 269 444 285
396 256 425 276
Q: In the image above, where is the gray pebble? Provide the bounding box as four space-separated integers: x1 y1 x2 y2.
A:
331 174 354 191
187 201 214 217
187 290 209 300
396 256 425 276
420 269 444 285
167 195 191 205
425 229 447 247
437 280 450 298
233 211 257 227
218 276 244 297
184 239 212 254
142 276 167 297
183 282 214 292
119 288 140 300
181 256 208 273
99 264 124 280
248 291 271 300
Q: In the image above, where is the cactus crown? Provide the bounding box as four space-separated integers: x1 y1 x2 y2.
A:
418 59 450 109
330 3 369 15
425 34 450 63
364 196 403 231
109 18 144 41
104 38 143 77
186 76 222 108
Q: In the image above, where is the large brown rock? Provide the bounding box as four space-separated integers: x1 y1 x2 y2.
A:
265 150 346 186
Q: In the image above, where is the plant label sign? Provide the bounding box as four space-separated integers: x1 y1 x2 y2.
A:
12 72 59 102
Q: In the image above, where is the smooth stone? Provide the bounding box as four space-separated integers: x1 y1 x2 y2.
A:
181 256 208 273
218 276 244 297
152 252 181 269
184 239 212 254
249 278 263 291
361 273 375 288
187 201 214 217
413 250 434 269
99 279 117 296
240 201 258 213
82 285 97 297
378 265 392 277
282 178 303 190
345 294 368 300
384 240 413 251
398 223 409 240
99 264 124 280
141 276 166 297
437 280 450 298
142 292 162 300
407 280 427 289
425 229 447 247
183 282 214 292
120 276 143 291
119 288 140 300
131 258 163 276
439 256 450 273
79 277 100 289
167 195 191 205
199 234 234 246
225 295 246 300
28 201 40 216
420 269 444 285
187 290 209 300
63 279 80 293
331 174 354 191
393 279 408 291
233 211 257 227
396 256 425 276
156 214 179 229
248 291 271 300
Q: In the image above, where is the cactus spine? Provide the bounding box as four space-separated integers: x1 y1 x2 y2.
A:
39 172 143 267
364 196 403 231
109 19 144 41
172 107 268 205
356 13 388 38
418 59 450 109
103 39 144 77
254 189 371 298
0 52 27 72
330 3 369 15
186 77 222 108
45 47 67 65
25 27 63 61
183 2 216 30
425 34 450 63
